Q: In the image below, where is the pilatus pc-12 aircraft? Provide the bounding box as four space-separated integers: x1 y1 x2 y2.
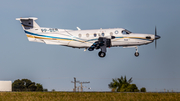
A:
16 17 161 58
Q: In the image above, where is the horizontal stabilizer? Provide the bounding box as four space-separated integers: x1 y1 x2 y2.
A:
16 17 38 21
16 17 40 29
123 46 137 48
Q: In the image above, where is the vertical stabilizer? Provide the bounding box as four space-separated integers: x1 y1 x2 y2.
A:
16 17 41 42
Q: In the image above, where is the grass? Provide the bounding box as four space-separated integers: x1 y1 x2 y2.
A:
0 92 180 101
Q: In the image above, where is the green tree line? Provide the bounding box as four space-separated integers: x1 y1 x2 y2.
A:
12 79 46 91
108 76 146 92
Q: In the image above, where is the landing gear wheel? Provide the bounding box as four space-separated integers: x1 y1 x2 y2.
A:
88 47 95 51
134 52 139 57
98 51 106 58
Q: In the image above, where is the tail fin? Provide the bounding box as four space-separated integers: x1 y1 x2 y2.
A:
16 17 40 30
16 17 43 43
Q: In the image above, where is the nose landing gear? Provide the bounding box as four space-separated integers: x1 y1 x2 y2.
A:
134 46 139 57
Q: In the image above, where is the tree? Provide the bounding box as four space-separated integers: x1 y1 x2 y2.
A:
12 79 25 91
126 84 139 92
52 89 55 92
43 89 48 92
28 82 37 91
36 83 43 91
12 79 43 91
108 76 133 92
22 79 32 90
108 76 141 92
140 87 146 92
119 84 129 92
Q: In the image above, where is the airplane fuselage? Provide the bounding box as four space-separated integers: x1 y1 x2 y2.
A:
25 28 155 48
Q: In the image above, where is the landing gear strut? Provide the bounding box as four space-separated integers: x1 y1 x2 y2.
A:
134 46 139 57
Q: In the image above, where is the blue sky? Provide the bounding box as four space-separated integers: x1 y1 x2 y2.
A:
0 0 180 91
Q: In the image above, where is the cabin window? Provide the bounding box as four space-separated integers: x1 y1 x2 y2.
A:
102 33 105 36
122 30 131 34
122 30 126 34
86 33 89 37
115 30 119 34
55 28 58 31
110 32 113 36
94 33 97 37
78 34 82 38
122 30 128 34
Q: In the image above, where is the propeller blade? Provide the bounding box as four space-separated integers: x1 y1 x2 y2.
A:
154 26 161 49
155 26 157 36
155 26 157 49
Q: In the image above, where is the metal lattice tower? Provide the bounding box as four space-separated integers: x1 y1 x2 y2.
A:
71 77 90 92
79 81 90 92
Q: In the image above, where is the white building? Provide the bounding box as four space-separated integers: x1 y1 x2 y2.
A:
0 81 12 91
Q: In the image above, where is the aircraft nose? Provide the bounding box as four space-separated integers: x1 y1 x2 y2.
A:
155 35 161 39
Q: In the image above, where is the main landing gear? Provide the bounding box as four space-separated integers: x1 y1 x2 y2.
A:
98 44 107 58
88 37 110 58
98 51 106 57
134 46 139 57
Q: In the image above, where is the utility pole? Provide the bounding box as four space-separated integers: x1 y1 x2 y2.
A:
71 77 79 92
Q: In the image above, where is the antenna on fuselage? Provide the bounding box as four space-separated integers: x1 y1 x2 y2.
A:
77 27 81 30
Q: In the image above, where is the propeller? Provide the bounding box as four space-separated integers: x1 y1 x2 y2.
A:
154 26 161 48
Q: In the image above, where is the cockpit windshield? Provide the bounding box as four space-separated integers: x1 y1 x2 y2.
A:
122 29 132 34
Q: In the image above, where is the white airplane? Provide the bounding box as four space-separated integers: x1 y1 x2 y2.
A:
16 17 161 58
